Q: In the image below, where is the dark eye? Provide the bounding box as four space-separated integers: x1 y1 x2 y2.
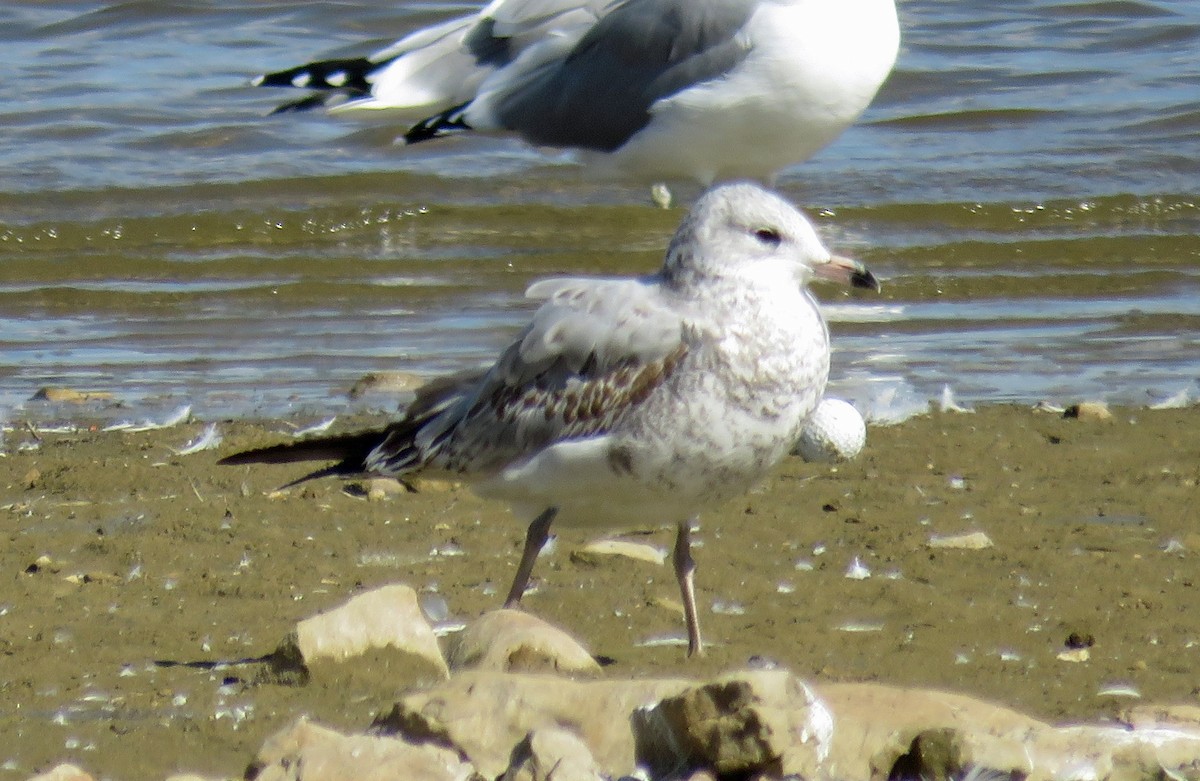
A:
753 227 781 247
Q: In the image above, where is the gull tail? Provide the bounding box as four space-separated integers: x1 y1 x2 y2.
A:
218 428 400 488
253 57 388 114
218 369 482 488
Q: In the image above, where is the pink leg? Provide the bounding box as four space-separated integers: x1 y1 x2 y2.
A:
504 507 556 608
673 518 704 657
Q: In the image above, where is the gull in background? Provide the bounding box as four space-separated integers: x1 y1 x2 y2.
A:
220 182 879 656
254 0 900 195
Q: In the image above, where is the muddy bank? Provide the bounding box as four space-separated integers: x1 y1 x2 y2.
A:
1 404 1197 780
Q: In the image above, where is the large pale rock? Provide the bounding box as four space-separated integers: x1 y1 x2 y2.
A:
24 765 94 781
248 717 478 781
30 387 113 404
447 610 600 674
374 673 1200 781
270 584 448 681
375 671 692 779
818 683 1046 779
501 727 606 781
635 670 834 779
817 683 1200 781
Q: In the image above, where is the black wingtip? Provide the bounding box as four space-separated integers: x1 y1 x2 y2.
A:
403 102 472 145
851 268 881 293
255 58 375 92
253 57 380 114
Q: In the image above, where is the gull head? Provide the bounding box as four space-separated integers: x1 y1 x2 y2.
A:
663 183 878 293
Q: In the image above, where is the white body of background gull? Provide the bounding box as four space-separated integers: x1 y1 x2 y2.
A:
255 0 900 185
220 183 879 656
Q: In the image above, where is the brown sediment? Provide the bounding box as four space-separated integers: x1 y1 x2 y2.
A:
0 404 1197 779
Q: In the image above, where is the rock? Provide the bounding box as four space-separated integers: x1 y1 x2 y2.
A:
375 671 692 779
248 716 478 781
815 682 1200 781
793 398 867 463
1121 704 1200 731
408 476 460 493
815 683 1044 779
447 610 599 675
635 670 833 779
361 673 1200 781
30 387 114 404
570 539 666 567
1063 401 1113 421
268 584 449 682
364 477 409 501
500 727 606 781
926 531 994 550
348 371 424 400
24 765 95 781
1055 647 1090 663
25 555 58 575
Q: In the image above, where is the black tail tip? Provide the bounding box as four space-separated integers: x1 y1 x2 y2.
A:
403 103 472 145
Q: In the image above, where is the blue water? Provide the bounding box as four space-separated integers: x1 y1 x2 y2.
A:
2 1 1199 422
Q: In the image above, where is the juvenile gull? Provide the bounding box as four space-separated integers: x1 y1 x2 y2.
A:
254 0 900 185
219 183 878 656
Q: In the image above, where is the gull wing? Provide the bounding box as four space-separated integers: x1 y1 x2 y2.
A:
365 275 688 475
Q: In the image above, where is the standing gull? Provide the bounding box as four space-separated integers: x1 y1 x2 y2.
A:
254 0 900 186
219 183 879 656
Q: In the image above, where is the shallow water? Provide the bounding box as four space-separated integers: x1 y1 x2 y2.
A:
3 0 1199 422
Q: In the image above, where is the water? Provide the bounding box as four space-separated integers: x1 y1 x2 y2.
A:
3 1 1199 423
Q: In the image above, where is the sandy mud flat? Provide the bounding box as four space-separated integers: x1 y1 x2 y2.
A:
1 404 1196 779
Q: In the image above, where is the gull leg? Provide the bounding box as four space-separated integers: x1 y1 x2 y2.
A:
673 518 704 657
504 507 557 608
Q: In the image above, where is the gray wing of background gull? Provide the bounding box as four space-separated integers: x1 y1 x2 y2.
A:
432 0 758 150
364 275 687 476
259 0 757 153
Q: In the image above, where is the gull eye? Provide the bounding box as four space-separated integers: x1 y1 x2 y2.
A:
753 227 782 247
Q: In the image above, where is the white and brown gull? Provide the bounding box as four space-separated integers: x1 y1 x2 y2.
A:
253 0 899 187
219 183 879 656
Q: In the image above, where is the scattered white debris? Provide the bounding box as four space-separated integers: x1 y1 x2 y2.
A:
104 405 192 433
927 531 994 550
635 633 691 648
1162 538 1186 554
1149 388 1192 410
432 619 468 637
844 557 871 580
939 384 974 413
289 416 337 437
419 593 450 623
1097 683 1142 699
837 620 885 633
173 423 221 455
858 378 931 425
711 599 746 616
